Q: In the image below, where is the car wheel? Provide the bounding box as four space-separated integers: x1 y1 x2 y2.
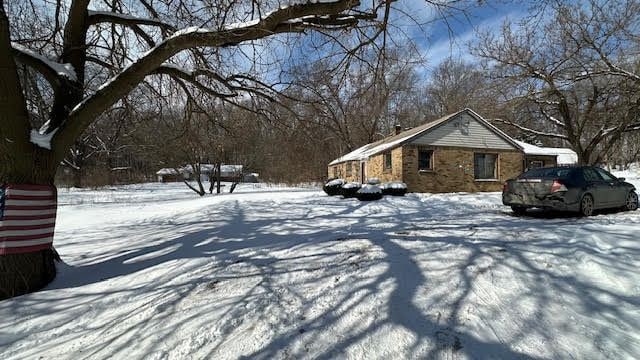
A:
625 191 638 211
580 194 594 217
511 206 527 215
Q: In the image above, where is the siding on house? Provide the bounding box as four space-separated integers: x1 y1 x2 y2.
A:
401 145 523 193
411 113 515 150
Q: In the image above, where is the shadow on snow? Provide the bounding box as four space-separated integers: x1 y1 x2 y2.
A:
2 192 639 359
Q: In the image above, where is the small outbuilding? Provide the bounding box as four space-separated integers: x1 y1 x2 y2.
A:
156 164 244 183
156 168 185 183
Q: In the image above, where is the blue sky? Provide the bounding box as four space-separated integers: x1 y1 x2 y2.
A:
392 0 530 71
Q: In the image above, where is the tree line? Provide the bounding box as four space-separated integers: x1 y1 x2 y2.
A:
32 0 640 190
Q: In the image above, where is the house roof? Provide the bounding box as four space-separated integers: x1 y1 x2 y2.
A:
157 164 243 175
515 140 578 164
329 108 522 165
156 168 179 175
220 165 243 173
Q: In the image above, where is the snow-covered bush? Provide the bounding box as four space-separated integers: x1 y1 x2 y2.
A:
356 184 383 201
366 177 381 185
341 182 362 198
382 182 407 196
323 178 345 196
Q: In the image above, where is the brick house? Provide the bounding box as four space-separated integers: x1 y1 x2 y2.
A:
327 108 576 193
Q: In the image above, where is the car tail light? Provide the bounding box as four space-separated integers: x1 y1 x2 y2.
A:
503 182 509 192
550 180 568 193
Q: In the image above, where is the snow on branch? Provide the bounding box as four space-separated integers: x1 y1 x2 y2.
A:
30 127 59 150
624 122 640 132
11 42 77 83
58 0 365 150
490 118 570 140
539 108 566 128
596 122 640 138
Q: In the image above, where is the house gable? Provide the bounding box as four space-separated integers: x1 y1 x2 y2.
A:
409 112 519 150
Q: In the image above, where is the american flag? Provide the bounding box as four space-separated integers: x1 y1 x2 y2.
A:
0 184 57 255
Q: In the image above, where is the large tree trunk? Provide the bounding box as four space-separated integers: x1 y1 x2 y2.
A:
0 4 59 300
0 149 59 300
0 249 58 300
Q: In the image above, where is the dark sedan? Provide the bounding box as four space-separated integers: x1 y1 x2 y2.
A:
502 166 638 216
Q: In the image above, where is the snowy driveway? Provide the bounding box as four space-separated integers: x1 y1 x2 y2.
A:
1 183 639 359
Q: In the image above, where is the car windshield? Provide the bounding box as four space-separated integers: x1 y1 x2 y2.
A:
519 167 574 179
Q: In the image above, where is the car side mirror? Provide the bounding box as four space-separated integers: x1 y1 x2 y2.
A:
618 177 626 182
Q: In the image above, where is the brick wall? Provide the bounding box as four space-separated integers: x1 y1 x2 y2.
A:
327 160 362 182
365 146 403 182
402 145 523 193
328 145 524 192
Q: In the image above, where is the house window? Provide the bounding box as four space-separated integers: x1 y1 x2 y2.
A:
474 153 498 180
384 152 392 170
346 162 352 177
418 150 434 171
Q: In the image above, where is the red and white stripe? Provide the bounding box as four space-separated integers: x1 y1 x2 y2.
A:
0 184 56 255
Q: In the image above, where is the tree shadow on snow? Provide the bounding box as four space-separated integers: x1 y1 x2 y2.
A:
2 192 639 359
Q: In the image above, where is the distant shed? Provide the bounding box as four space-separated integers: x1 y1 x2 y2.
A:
156 164 244 182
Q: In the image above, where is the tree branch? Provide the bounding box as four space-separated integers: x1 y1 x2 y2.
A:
87 10 175 30
153 65 237 98
489 118 570 141
53 0 365 157
11 43 78 86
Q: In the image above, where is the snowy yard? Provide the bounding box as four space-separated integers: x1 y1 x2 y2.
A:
1 178 640 359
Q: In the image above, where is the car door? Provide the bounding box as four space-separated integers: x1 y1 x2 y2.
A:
594 168 628 207
581 168 610 208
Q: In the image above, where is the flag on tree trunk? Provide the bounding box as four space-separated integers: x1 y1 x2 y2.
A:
0 184 57 255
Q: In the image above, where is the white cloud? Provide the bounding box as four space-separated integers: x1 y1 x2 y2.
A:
421 10 526 72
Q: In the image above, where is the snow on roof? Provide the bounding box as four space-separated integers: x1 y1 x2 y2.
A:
156 168 179 175
328 108 578 166
556 151 579 165
159 164 243 175
329 109 471 165
220 165 243 173
515 140 578 165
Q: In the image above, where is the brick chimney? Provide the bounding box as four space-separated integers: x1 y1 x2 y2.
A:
395 124 402 135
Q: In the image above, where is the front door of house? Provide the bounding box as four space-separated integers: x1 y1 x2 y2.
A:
360 162 366 183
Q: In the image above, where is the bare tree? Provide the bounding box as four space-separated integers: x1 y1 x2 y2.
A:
473 0 640 164
286 47 424 154
423 57 491 118
0 0 386 299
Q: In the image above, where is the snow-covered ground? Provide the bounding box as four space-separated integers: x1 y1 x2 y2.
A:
1 176 639 359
